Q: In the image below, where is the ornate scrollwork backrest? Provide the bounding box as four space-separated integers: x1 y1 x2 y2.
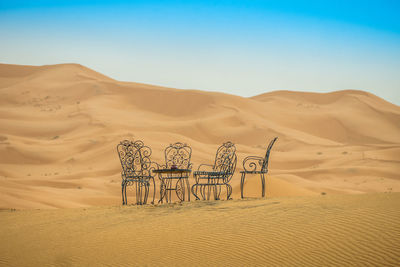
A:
164 142 192 169
213 142 237 177
117 140 155 179
261 137 278 172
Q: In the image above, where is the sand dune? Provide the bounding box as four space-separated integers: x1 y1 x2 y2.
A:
1 193 399 266
0 63 400 209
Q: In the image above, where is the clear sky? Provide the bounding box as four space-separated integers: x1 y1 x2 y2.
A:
1 0 399 104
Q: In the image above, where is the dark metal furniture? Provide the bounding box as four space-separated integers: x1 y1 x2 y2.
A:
153 169 191 203
240 137 278 198
117 140 157 205
192 141 237 200
155 142 192 203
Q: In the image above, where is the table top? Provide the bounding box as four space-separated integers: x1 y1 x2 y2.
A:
193 171 233 176
153 168 192 174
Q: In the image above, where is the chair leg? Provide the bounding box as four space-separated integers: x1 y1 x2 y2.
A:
150 177 155 204
215 185 222 200
261 173 266 198
121 182 126 205
142 183 146 205
136 181 143 205
135 182 139 205
191 184 200 200
185 178 191 202
201 185 205 200
141 182 146 205
142 182 148 205
240 172 246 199
207 185 212 200
144 182 150 204
203 185 208 200
226 184 232 200
124 182 128 205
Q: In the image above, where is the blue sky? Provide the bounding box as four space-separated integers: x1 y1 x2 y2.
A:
1 0 399 104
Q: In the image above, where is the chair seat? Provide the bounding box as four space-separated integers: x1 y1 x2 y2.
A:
158 175 190 182
240 170 267 174
194 182 226 186
124 175 153 181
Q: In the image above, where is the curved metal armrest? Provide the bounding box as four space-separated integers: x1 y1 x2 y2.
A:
148 162 160 178
242 156 264 172
194 171 224 177
193 170 206 183
197 164 214 172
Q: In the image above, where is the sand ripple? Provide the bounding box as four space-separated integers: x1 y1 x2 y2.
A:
0 193 399 266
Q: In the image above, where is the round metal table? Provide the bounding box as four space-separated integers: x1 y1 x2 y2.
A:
153 168 191 203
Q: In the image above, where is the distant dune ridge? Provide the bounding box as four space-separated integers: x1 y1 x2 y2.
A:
0 63 399 209
1 63 400 266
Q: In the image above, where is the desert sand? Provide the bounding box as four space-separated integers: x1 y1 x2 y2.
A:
1 193 399 266
0 63 399 266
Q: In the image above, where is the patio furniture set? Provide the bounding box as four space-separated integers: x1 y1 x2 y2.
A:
117 137 278 205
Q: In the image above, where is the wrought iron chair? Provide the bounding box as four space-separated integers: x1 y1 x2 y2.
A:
117 140 157 205
240 137 278 198
156 142 193 203
191 141 237 200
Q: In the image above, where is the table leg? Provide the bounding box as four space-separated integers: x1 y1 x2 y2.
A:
167 177 172 203
185 177 190 202
175 178 185 202
180 175 185 201
159 178 167 204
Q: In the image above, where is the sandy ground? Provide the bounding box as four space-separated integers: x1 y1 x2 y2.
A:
0 63 399 209
1 193 399 266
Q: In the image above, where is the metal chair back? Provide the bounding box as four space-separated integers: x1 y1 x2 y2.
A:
164 142 192 169
261 137 278 173
117 140 154 179
213 141 237 181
